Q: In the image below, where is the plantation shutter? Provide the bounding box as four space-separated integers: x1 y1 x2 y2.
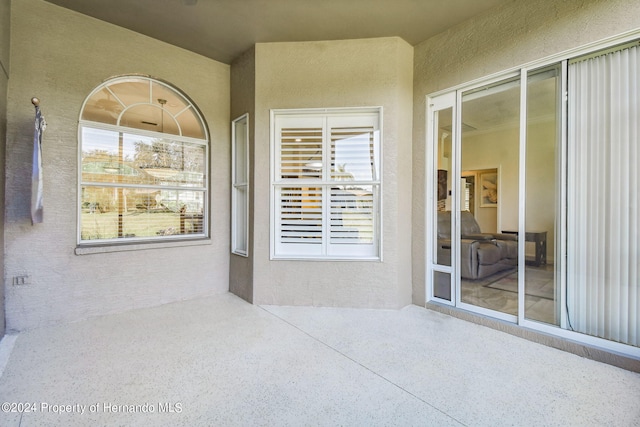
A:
273 110 380 259
329 124 377 245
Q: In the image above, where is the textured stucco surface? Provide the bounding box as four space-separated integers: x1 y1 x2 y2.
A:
0 0 9 337
411 0 640 305
251 38 414 308
4 0 230 331
229 47 256 303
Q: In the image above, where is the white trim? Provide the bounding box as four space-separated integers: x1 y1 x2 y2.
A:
231 113 250 257
517 68 527 325
79 120 207 146
75 238 212 255
270 107 382 261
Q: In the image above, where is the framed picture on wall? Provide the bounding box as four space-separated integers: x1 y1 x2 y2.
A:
479 171 498 207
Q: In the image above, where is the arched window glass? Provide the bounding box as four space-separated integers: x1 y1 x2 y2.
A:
78 76 208 244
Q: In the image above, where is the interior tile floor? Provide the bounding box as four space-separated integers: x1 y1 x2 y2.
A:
0 293 639 426
462 265 557 324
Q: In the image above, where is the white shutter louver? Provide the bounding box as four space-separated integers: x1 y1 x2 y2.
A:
273 109 380 259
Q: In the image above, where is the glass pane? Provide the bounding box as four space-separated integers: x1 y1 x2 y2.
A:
460 78 520 315
81 87 122 124
525 66 560 325
234 117 248 183
126 134 206 187
280 127 323 179
81 128 206 187
233 186 248 253
120 104 180 136
434 107 452 267
80 187 204 240
279 186 323 243
330 126 375 181
82 77 206 139
330 185 374 244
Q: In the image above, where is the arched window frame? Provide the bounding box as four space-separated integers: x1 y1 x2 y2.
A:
77 75 210 247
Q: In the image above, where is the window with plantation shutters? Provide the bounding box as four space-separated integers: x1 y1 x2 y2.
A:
271 108 381 259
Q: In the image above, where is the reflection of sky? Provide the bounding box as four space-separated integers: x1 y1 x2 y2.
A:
82 127 180 162
334 132 378 181
82 127 141 161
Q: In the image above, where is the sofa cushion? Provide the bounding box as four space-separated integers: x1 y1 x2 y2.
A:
476 242 502 265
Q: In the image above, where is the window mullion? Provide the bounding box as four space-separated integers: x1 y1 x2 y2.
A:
322 117 330 255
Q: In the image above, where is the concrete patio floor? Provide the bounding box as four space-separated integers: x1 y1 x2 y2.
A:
0 293 639 426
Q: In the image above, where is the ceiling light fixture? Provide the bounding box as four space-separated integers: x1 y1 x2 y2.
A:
143 98 180 179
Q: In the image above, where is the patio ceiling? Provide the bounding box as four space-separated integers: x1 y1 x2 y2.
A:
43 0 510 64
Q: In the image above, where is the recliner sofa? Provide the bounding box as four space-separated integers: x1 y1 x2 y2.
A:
437 211 517 280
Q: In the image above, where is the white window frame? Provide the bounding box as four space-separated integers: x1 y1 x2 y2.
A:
270 107 382 260
232 113 249 256
77 76 209 247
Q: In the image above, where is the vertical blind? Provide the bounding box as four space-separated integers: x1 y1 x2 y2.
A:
567 44 639 347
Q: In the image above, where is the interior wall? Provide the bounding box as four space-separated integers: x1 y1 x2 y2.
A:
5 0 230 331
462 128 519 233
0 0 10 337
229 47 255 303
412 0 640 305
252 37 414 308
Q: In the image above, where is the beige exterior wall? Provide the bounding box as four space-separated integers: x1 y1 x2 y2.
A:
4 0 230 331
0 0 9 336
250 38 414 308
412 0 640 304
229 47 256 303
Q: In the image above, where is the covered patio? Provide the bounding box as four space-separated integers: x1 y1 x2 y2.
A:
1 294 638 426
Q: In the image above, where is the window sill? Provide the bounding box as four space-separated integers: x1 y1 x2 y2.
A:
75 238 212 255
270 255 381 262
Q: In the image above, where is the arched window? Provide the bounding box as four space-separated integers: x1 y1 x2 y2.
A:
78 76 208 244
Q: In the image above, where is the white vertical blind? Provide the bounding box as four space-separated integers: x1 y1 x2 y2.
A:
567 44 639 347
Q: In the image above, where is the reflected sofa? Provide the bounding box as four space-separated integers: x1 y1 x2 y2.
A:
437 211 517 280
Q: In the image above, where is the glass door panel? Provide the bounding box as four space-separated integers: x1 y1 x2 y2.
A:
428 96 454 302
525 66 561 325
459 78 520 316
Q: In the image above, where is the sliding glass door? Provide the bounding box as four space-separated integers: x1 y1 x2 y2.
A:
525 66 562 325
427 39 640 357
459 77 521 319
427 73 561 325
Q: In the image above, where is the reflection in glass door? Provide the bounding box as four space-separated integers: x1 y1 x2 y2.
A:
459 78 521 318
428 72 561 326
525 66 561 325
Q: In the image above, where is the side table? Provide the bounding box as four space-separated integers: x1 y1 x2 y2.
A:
501 230 547 267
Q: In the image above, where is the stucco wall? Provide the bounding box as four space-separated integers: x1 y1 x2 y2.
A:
251 38 414 308
0 0 9 336
5 0 230 331
229 47 255 303
412 0 640 305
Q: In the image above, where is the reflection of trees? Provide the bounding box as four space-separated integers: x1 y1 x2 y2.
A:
132 138 203 173
82 148 113 162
